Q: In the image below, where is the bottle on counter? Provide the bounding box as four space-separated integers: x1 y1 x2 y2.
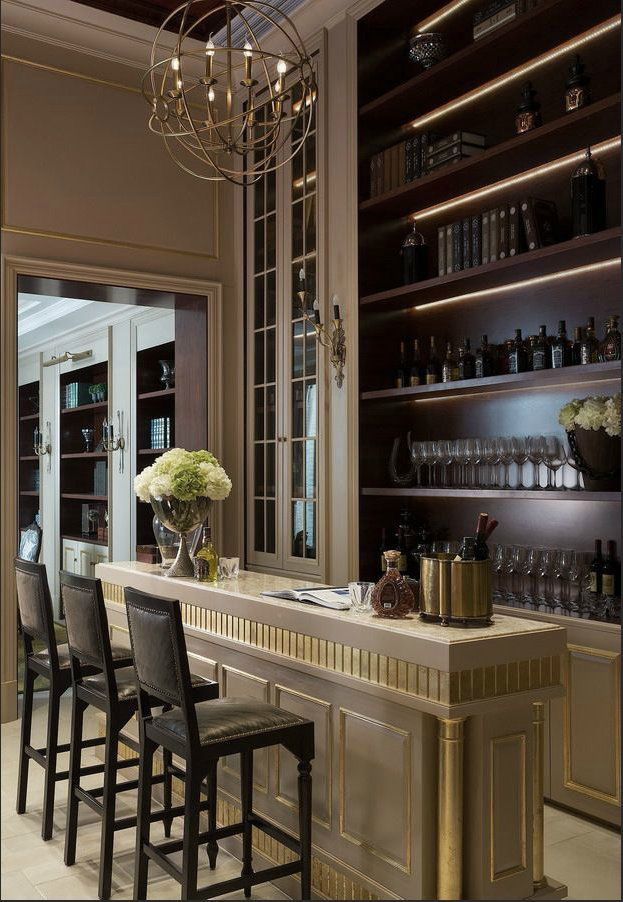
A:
601 540 620 598
371 550 415 618
601 315 621 362
194 525 219 582
571 326 584 365
442 341 459 383
530 325 549 371
580 317 599 364
408 525 431 581
409 338 423 386
551 320 572 368
475 334 493 378
395 340 408 388
458 338 476 379
457 513 498 561
426 336 441 384
589 538 604 594
508 328 528 374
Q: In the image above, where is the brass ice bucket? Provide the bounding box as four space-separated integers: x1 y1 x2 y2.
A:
420 555 492 626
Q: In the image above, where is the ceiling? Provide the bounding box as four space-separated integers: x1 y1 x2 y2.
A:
71 1 228 37
18 294 148 351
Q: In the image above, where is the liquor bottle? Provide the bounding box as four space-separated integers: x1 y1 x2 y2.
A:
379 527 391 574
194 526 219 582
601 315 621 362
571 146 606 237
371 551 415 619
441 342 459 383
407 525 431 580
530 325 549 371
601 540 619 598
475 334 493 378
401 220 428 285
458 338 476 379
409 338 423 386
426 336 441 384
507 328 527 374
551 320 571 368
571 326 584 365
580 317 599 364
396 509 412 574
589 539 604 594
395 340 408 388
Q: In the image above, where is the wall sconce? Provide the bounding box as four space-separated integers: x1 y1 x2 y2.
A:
297 269 346 388
34 422 52 472
42 349 92 367
102 411 126 473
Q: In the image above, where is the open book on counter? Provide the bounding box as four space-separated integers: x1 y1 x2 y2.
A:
261 586 351 610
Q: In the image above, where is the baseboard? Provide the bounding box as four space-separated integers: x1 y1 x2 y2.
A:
527 877 568 900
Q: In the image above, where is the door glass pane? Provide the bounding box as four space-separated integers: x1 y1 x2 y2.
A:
292 201 304 260
292 500 304 557
304 382 317 437
266 501 276 554
265 327 276 383
254 500 264 552
266 169 276 213
254 444 264 496
254 388 264 440
305 502 316 558
265 384 276 439
254 177 265 220
304 323 316 377
305 195 316 254
254 276 265 329
266 442 275 496
292 441 304 498
254 219 264 273
266 214 276 270
292 382 304 437
292 322 304 378
266 271 276 327
254 332 264 385
305 439 316 498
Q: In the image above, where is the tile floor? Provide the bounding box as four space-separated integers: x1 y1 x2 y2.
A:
1 695 621 900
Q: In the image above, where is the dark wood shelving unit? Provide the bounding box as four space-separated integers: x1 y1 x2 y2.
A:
18 380 40 531
362 360 620 400
135 340 176 548
59 362 109 547
357 0 621 580
362 488 619 501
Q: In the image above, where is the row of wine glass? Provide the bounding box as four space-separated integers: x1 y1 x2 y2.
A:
390 434 581 489
492 545 619 620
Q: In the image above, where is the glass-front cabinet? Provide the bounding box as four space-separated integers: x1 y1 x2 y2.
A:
246 49 324 578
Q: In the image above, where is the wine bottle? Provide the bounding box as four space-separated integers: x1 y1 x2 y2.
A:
441 341 458 383
589 539 604 594
475 334 493 378
601 540 619 598
508 328 527 374
379 527 390 574
601 316 621 362
580 317 599 364
409 338 423 386
395 341 408 388
426 336 441 384
458 338 476 379
571 326 584 365
551 320 571 368
531 325 549 371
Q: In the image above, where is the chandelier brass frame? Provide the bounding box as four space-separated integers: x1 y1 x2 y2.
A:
143 0 317 184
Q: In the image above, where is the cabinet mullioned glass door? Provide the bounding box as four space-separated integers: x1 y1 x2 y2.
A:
246 50 324 578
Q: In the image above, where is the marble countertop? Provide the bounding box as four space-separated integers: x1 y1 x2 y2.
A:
98 561 567 674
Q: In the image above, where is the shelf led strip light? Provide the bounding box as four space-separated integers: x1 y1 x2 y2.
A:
409 16 621 131
412 258 620 310
410 136 621 222
415 0 478 32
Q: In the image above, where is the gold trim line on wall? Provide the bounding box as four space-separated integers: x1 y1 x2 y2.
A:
101 584 563 706
1 54 219 260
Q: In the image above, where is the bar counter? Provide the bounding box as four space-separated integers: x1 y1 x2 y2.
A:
97 562 568 901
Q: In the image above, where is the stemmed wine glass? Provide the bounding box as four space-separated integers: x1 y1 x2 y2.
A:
538 549 557 609
527 435 545 489
508 545 526 602
492 544 507 602
542 435 564 490
496 437 514 489
523 547 542 607
554 549 574 612
410 440 424 487
511 436 530 490
482 437 499 488
420 440 436 487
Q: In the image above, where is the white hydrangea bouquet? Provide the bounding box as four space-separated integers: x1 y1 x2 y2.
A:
134 447 232 503
134 448 231 577
558 394 621 437
559 393 620 492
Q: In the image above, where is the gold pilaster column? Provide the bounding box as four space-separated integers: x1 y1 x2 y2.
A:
532 701 546 889
437 717 466 901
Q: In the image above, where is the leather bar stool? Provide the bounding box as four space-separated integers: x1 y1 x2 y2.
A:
61 572 220 900
14 558 132 841
125 586 315 901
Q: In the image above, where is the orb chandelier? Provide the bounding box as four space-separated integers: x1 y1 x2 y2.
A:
143 0 317 185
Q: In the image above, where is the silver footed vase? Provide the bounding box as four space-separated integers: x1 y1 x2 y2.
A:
150 495 211 578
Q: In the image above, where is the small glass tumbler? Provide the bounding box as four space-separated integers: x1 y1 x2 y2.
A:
348 581 374 615
218 557 240 579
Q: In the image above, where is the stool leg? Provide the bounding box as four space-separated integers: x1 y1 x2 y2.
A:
240 753 254 898
64 693 87 867
41 684 61 841
297 760 312 901
16 664 35 815
98 716 119 900
162 747 173 838
181 766 201 901
134 733 155 902
206 760 219 870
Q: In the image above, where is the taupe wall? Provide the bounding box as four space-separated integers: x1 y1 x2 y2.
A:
1 31 244 555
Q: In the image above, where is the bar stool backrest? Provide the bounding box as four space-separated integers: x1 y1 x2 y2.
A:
60 572 116 687
14 558 59 669
124 587 199 744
